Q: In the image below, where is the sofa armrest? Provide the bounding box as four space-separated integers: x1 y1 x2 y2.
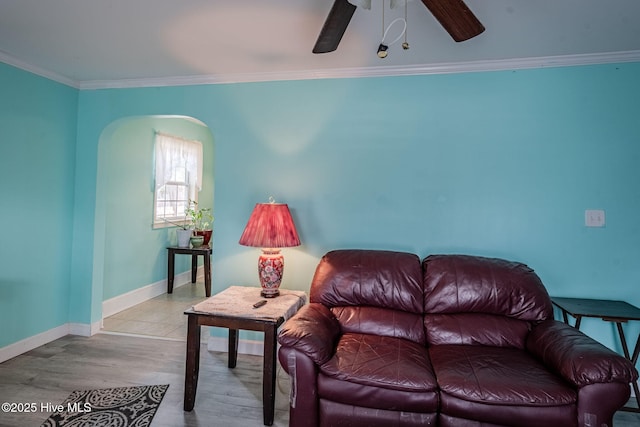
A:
527 319 638 387
278 303 341 366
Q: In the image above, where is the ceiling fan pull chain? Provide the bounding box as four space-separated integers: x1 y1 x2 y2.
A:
378 0 388 58
382 0 386 39
378 0 407 58
383 19 407 45
403 0 409 50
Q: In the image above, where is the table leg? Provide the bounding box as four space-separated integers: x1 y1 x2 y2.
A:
184 315 201 411
228 329 239 369
559 310 582 330
616 322 632 360
204 251 211 297
632 333 640 366
632 334 640 410
191 255 197 283
615 324 640 412
574 315 582 330
262 324 278 426
167 249 175 294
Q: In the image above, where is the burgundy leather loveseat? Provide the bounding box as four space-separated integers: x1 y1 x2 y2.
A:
277 250 638 427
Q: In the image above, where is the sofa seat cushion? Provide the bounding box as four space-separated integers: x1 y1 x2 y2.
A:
430 345 577 427
318 333 439 412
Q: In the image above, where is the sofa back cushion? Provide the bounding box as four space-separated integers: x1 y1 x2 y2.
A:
422 254 553 348
310 249 426 345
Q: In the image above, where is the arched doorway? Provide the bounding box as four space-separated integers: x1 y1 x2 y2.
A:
93 115 214 333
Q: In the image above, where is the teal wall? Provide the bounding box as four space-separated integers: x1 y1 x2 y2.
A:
96 116 214 301
2 60 640 360
0 63 78 347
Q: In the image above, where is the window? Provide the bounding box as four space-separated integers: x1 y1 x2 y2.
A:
153 132 203 228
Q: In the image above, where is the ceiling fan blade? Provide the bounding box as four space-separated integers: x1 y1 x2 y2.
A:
421 0 485 42
313 0 358 54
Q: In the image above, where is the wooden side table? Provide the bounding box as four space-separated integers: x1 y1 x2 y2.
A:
167 245 212 297
183 286 306 425
551 296 640 412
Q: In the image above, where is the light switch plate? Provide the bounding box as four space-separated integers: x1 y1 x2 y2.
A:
585 209 605 227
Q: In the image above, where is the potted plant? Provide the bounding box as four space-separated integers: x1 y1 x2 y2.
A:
163 216 193 248
187 200 214 246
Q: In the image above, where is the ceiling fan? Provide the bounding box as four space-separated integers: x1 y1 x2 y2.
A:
313 0 485 54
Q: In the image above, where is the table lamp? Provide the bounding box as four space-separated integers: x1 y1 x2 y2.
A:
239 198 301 297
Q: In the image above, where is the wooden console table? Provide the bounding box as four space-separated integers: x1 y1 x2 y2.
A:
551 296 640 412
183 286 306 425
167 245 212 297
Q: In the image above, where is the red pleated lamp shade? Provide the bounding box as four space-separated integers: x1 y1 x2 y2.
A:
239 203 301 248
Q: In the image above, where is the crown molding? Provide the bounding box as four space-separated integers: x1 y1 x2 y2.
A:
74 50 640 90
0 50 78 88
3 50 640 91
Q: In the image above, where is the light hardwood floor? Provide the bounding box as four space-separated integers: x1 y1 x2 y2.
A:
1 333 638 427
1 281 638 427
101 281 209 341
0 334 291 427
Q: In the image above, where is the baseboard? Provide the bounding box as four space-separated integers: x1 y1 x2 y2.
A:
102 267 203 318
2 327 264 363
68 322 96 337
207 336 264 357
0 269 202 364
0 324 68 363
0 319 109 363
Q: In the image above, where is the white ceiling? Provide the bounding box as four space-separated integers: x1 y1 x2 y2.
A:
1 0 640 89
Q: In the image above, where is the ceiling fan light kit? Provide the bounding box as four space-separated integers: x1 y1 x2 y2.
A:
314 0 484 55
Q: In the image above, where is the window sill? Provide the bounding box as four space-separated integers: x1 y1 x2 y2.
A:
153 220 189 230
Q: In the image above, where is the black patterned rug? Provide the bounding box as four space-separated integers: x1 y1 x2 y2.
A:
41 384 169 427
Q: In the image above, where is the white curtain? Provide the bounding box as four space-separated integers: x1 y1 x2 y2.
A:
154 132 203 191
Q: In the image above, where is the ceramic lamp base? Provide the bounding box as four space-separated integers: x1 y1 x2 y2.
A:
258 249 284 298
261 289 279 298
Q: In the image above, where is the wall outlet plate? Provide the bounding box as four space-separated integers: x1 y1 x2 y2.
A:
585 209 605 227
